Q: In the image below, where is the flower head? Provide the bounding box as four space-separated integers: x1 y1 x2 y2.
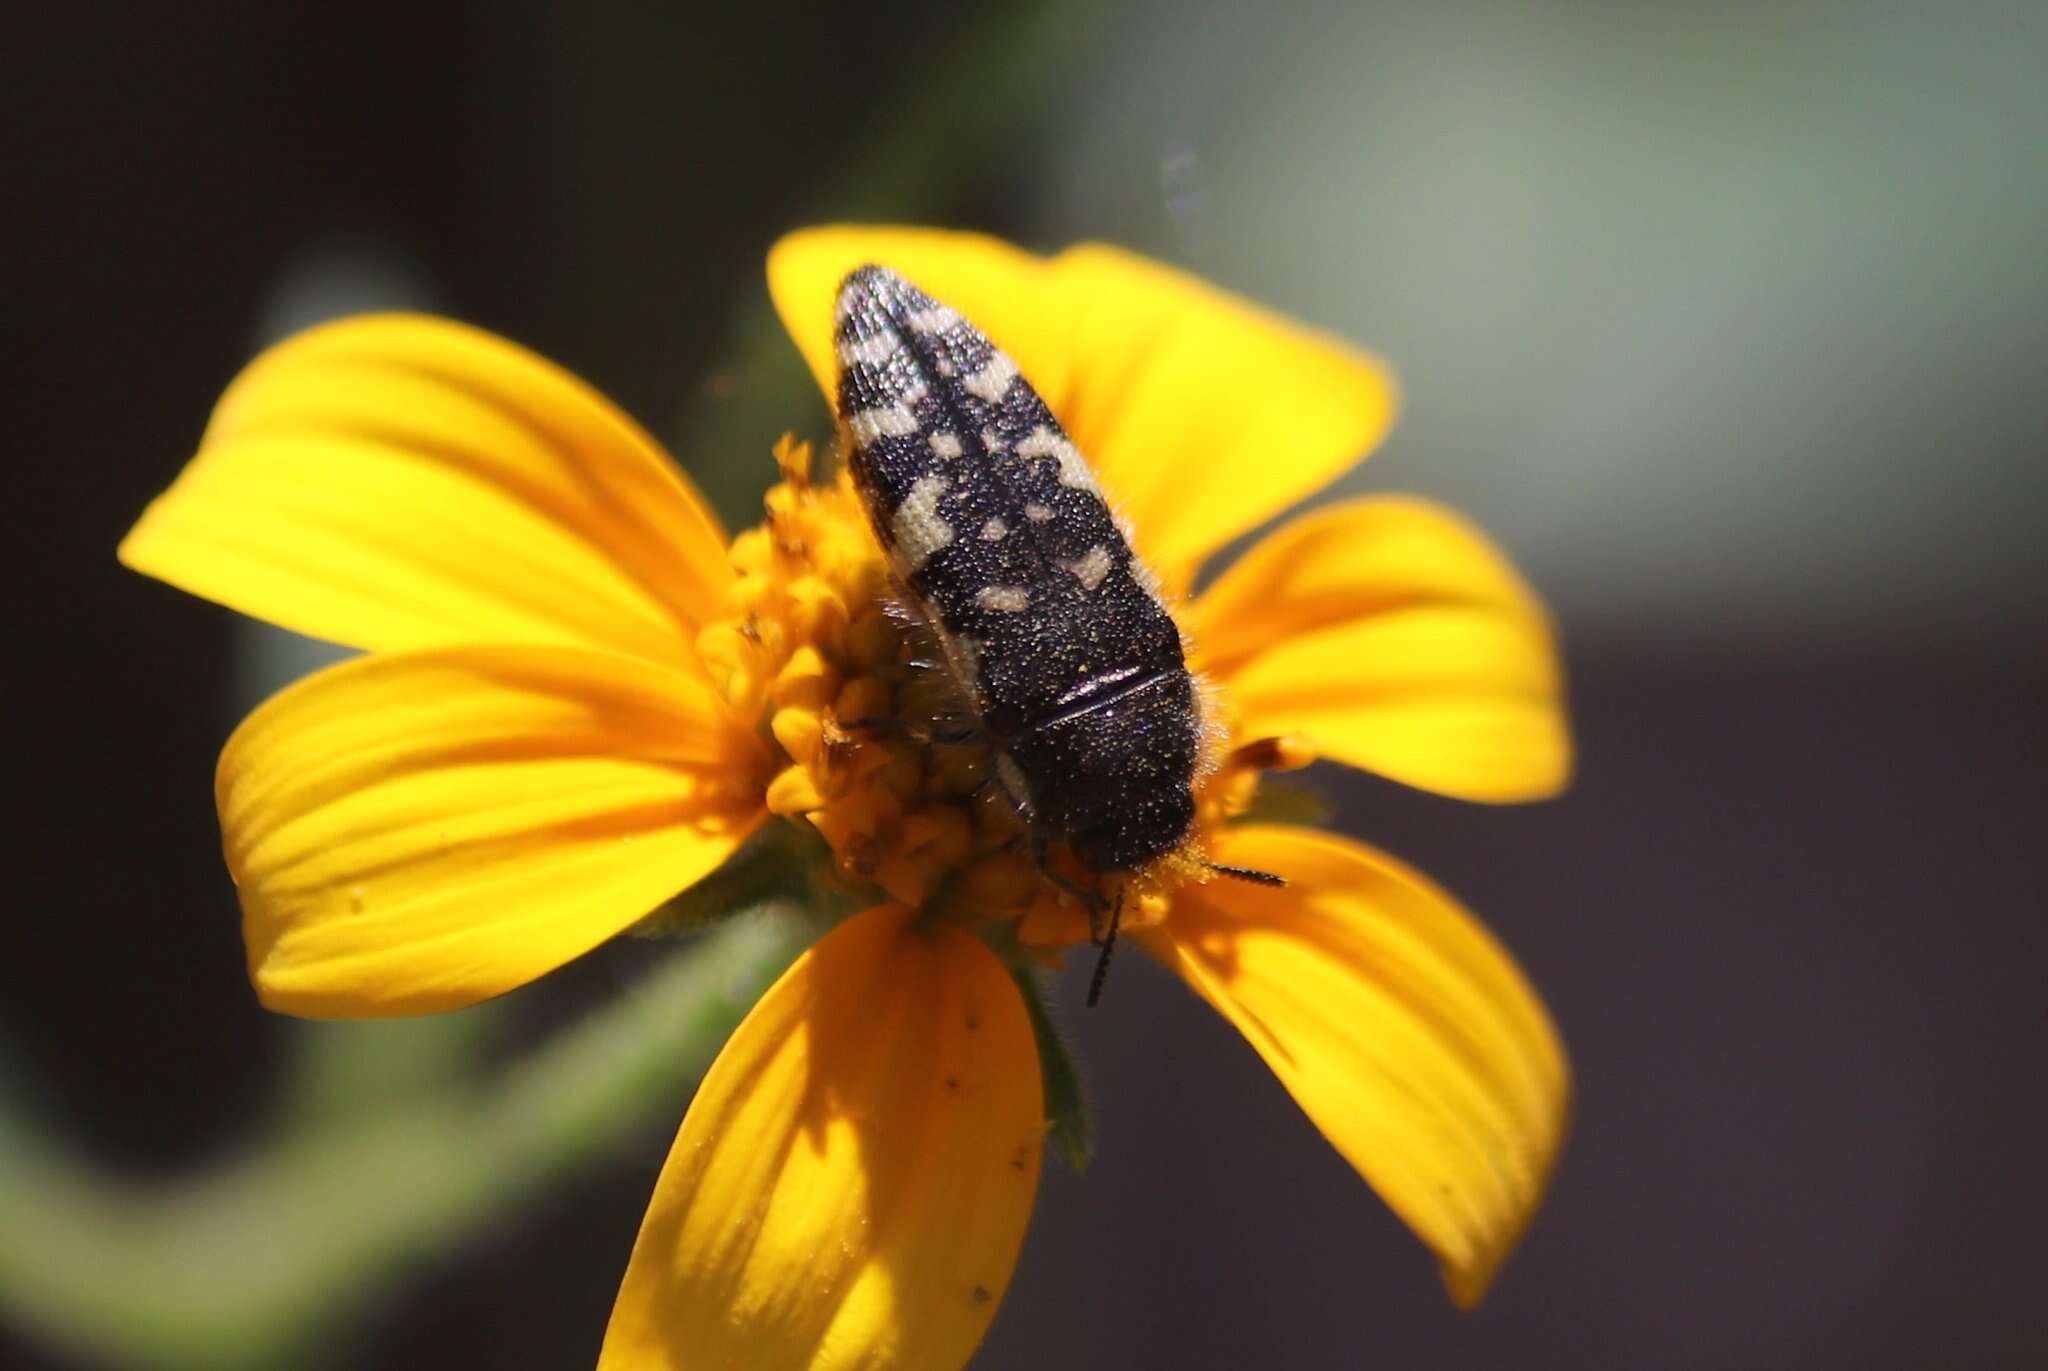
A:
121 226 1572 1368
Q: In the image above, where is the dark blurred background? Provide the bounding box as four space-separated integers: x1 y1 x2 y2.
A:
5 2 2045 1368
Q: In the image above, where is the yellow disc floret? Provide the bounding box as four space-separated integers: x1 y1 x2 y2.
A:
698 437 1315 962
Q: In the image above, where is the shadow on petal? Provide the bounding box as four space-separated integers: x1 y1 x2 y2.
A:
1141 825 1568 1306
601 907 1045 1371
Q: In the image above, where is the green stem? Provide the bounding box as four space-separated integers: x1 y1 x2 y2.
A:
0 915 802 1371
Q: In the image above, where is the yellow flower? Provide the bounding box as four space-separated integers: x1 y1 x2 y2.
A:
120 226 1573 1369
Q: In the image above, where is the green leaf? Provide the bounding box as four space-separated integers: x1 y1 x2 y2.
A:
1012 965 1093 1172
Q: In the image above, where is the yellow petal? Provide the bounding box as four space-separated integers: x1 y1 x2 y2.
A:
1143 826 1567 1307
601 905 1042 1371
769 227 1396 587
221 644 767 1017
120 314 730 663
1193 497 1571 802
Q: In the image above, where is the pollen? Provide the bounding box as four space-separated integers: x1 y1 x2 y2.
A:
701 437 1312 959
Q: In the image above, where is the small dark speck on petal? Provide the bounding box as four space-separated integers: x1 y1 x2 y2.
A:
944 1075 961 1091
972 1284 992 1305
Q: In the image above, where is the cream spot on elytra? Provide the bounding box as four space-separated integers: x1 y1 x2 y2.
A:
837 333 901 369
963 352 1020 403
892 474 955 571
906 305 961 334
929 432 964 460
1016 425 1096 491
980 517 1009 542
976 585 1030 613
848 404 919 447
1059 544 1115 592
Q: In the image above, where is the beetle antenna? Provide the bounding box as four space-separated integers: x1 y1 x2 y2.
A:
1206 862 1286 888
1087 884 1125 1008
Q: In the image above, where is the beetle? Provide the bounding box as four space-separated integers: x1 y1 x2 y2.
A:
833 264 1274 1000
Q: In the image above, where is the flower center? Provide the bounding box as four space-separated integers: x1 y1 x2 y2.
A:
696 439 1306 956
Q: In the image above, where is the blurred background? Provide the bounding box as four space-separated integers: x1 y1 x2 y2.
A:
5 1 2045 1367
